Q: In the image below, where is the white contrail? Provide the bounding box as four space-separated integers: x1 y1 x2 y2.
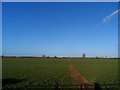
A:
103 9 120 23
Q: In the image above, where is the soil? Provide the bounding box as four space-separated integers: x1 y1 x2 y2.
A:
68 59 91 85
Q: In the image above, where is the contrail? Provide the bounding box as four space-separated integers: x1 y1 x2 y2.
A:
103 9 120 23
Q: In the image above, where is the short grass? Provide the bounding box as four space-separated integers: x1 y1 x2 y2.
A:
2 58 118 88
71 58 118 84
3 58 73 88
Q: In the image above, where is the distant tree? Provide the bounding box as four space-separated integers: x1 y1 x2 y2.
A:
42 55 46 58
47 56 49 58
82 53 86 58
96 56 100 59
54 56 57 58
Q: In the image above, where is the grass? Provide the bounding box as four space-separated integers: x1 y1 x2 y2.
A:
3 58 73 88
2 57 118 89
71 58 118 84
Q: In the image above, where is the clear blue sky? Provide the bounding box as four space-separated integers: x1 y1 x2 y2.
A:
0 2 2 56
3 2 118 57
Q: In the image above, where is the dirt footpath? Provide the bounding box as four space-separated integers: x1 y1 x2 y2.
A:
68 59 92 86
69 64 91 85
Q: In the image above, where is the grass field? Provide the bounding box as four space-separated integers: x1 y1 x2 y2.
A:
71 58 118 84
2 57 118 89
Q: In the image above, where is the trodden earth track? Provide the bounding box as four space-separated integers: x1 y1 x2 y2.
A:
68 59 94 89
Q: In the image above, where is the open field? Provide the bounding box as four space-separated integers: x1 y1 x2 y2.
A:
2 58 118 89
71 58 118 84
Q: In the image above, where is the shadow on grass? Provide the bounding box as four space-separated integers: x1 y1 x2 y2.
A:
94 83 101 90
2 78 26 86
2 79 118 90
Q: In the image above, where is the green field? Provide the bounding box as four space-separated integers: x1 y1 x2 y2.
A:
2 58 118 89
71 58 118 84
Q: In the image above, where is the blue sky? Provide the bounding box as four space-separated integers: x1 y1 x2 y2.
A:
3 2 118 57
0 2 2 56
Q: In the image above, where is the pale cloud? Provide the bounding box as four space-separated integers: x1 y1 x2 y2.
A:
103 9 120 23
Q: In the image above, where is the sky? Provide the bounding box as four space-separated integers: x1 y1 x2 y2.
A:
2 0 119 2
2 2 118 57
0 2 2 56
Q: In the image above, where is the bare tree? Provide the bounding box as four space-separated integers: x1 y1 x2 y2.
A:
42 55 46 58
54 56 57 58
82 53 86 58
